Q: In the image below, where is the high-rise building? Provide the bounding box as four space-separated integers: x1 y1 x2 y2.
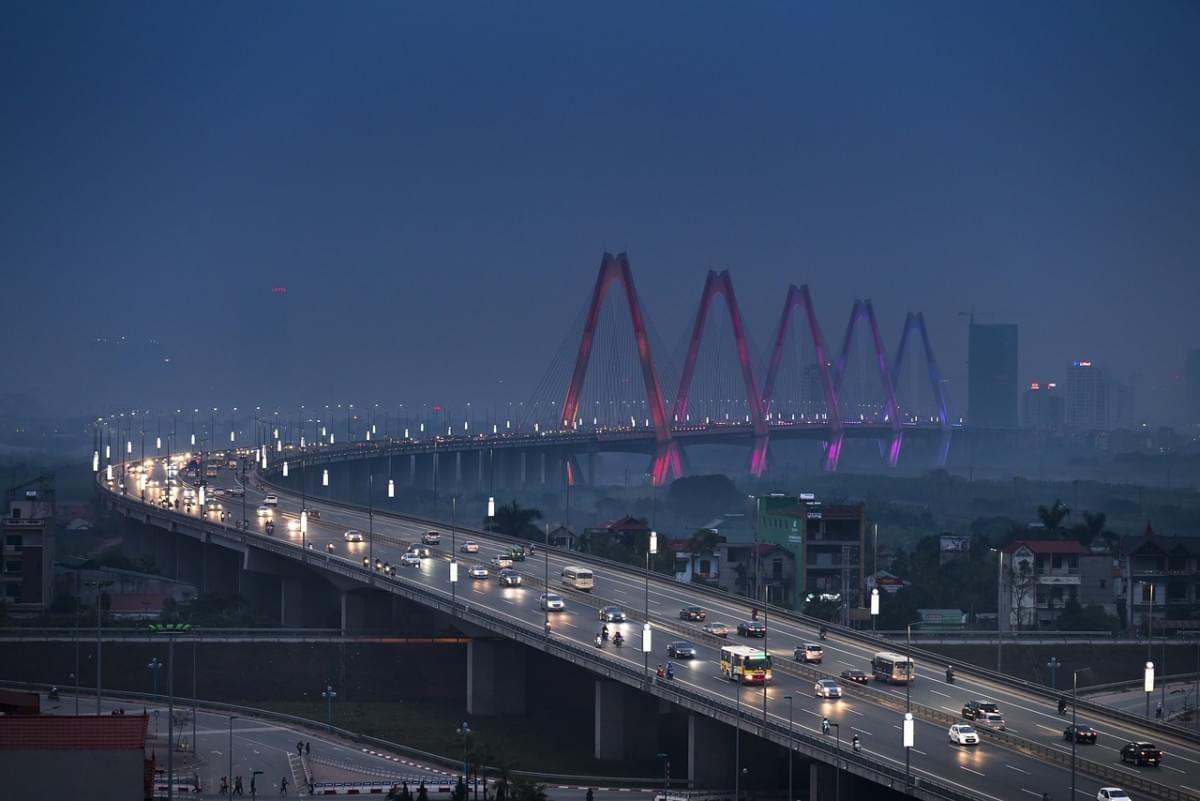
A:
967 321 1019 428
1023 381 1064 430
1187 349 1200 426
1065 361 1107 430
1106 379 1136 430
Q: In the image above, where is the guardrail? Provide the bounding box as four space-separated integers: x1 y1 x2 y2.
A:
252 463 1200 748
101 482 1199 801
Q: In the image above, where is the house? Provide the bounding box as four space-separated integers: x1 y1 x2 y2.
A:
670 532 720 584
1002 539 1117 628
1119 525 1200 634
547 525 577 550
582 516 652 550
718 542 796 606
108 592 173 620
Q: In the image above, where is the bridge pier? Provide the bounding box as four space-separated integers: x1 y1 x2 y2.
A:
809 761 855 801
593 680 662 762
687 712 733 789
466 639 526 716
281 576 304 627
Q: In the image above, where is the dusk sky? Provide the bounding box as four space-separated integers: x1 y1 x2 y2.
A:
3 2 1198 424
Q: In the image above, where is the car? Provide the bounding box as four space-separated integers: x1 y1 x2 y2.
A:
679 606 707 621
1097 789 1130 801
737 620 767 637
210 487 226 497
1064 724 1098 744
300 506 318 518
227 487 245 497
460 541 480 554
343 530 364 543
497 569 522 587
539 593 565 611
263 495 279 506
509 546 526 561
469 566 489 579
599 606 626 622
703 622 731 638
1120 741 1162 766
666 641 696 659
948 724 979 746
407 544 431 558
840 669 869 684
795 644 824 664
962 700 1000 720
490 555 513 569
256 505 271 516
422 531 440 545
399 553 421 567
814 679 842 699
976 712 1006 731
286 518 301 532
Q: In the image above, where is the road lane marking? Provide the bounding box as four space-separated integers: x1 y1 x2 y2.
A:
1005 765 1028 775
960 767 985 777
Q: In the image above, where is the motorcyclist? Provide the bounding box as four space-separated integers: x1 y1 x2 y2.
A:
666 662 675 680
751 608 759 621
49 687 59 700
613 631 624 648
852 734 862 752
946 665 955 683
1058 698 1067 715
596 633 604 648
819 626 828 641
656 664 666 679
601 623 609 641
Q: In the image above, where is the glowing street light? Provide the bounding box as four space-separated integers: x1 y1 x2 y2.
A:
387 479 395 498
871 588 880 631
322 469 329 487
92 451 100 473
487 496 495 518
282 461 289 478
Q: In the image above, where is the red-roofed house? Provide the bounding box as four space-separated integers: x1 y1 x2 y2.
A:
1002 540 1117 628
0 714 151 800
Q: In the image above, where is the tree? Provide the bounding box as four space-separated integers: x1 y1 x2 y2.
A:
487 501 543 540
1036 499 1071 538
1073 511 1107 548
803 596 842 622
666 475 741 522
1008 559 1036 629
509 779 548 801
1056 599 1120 633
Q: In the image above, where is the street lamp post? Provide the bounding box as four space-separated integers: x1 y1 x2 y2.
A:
871 588 879 632
84 578 112 715
148 657 163 700
734 683 742 801
645 530 657 678
1145 661 1155 720
903 712 915 786
784 695 794 801
227 715 238 801
1047 657 1061 691
825 721 841 801
995 549 1005 673
456 722 471 790
322 683 337 732
905 623 913 785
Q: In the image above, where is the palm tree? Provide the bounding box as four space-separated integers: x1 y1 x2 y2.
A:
1076 511 1107 548
487 501 543 540
1036 499 1071 537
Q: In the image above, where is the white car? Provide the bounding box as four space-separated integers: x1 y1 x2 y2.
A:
976 712 1006 731
948 724 979 746
408 544 431 558
256 505 271 516
813 679 842 699
399 553 421 567
469 566 489 579
343 530 364 542
1097 790 1130 801
539 593 565 611
286 518 301 532
490 555 514 569
263 494 279 506
422 531 441 545
460 541 480 554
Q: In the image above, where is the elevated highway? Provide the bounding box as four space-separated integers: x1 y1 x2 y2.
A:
97 459 1200 801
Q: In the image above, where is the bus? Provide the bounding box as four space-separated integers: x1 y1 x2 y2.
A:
720 646 773 685
561 566 594 592
871 651 915 684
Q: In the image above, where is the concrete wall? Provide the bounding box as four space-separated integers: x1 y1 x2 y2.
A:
0 749 144 801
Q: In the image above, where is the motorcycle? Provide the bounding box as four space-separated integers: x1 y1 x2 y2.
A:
946 670 955 684
819 627 828 641
666 663 675 680
613 634 624 648
852 736 862 753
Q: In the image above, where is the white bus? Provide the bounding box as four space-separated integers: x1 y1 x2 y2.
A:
871 651 916 684
720 645 773 685
561 566 595 592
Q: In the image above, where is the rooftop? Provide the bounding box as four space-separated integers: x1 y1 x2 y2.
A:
0 715 147 750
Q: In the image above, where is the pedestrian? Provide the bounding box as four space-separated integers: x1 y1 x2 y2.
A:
234 775 244 796
297 740 304 756
251 776 257 800
280 776 288 796
1156 701 1163 719
221 777 229 795
305 741 310 756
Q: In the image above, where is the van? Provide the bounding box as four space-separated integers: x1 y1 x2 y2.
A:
227 459 238 469
561 566 594 592
263 495 279 506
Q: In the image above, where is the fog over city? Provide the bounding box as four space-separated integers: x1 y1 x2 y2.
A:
3 2 1198 425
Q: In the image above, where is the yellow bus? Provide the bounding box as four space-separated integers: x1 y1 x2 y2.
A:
720 645 773 685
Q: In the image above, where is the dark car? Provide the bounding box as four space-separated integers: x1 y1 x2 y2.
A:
1120 741 1162 766
737 620 767 637
599 606 626 622
1064 725 1098 744
962 700 1000 720
840 669 869 684
667 641 696 659
301 506 319 519
680 606 707 622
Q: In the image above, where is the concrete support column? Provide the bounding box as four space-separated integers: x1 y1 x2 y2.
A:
540 451 546 485
340 591 367 632
409 454 416 486
808 762 842 801
687 712 733 789
280 576 303 627
594 680 626 761
455 451 462 493
466 639 527 716
520 452 527 487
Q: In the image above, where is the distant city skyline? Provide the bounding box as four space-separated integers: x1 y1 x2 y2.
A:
2 3 1198 424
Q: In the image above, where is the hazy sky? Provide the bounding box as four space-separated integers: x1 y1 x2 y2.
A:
3 2 1198 423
